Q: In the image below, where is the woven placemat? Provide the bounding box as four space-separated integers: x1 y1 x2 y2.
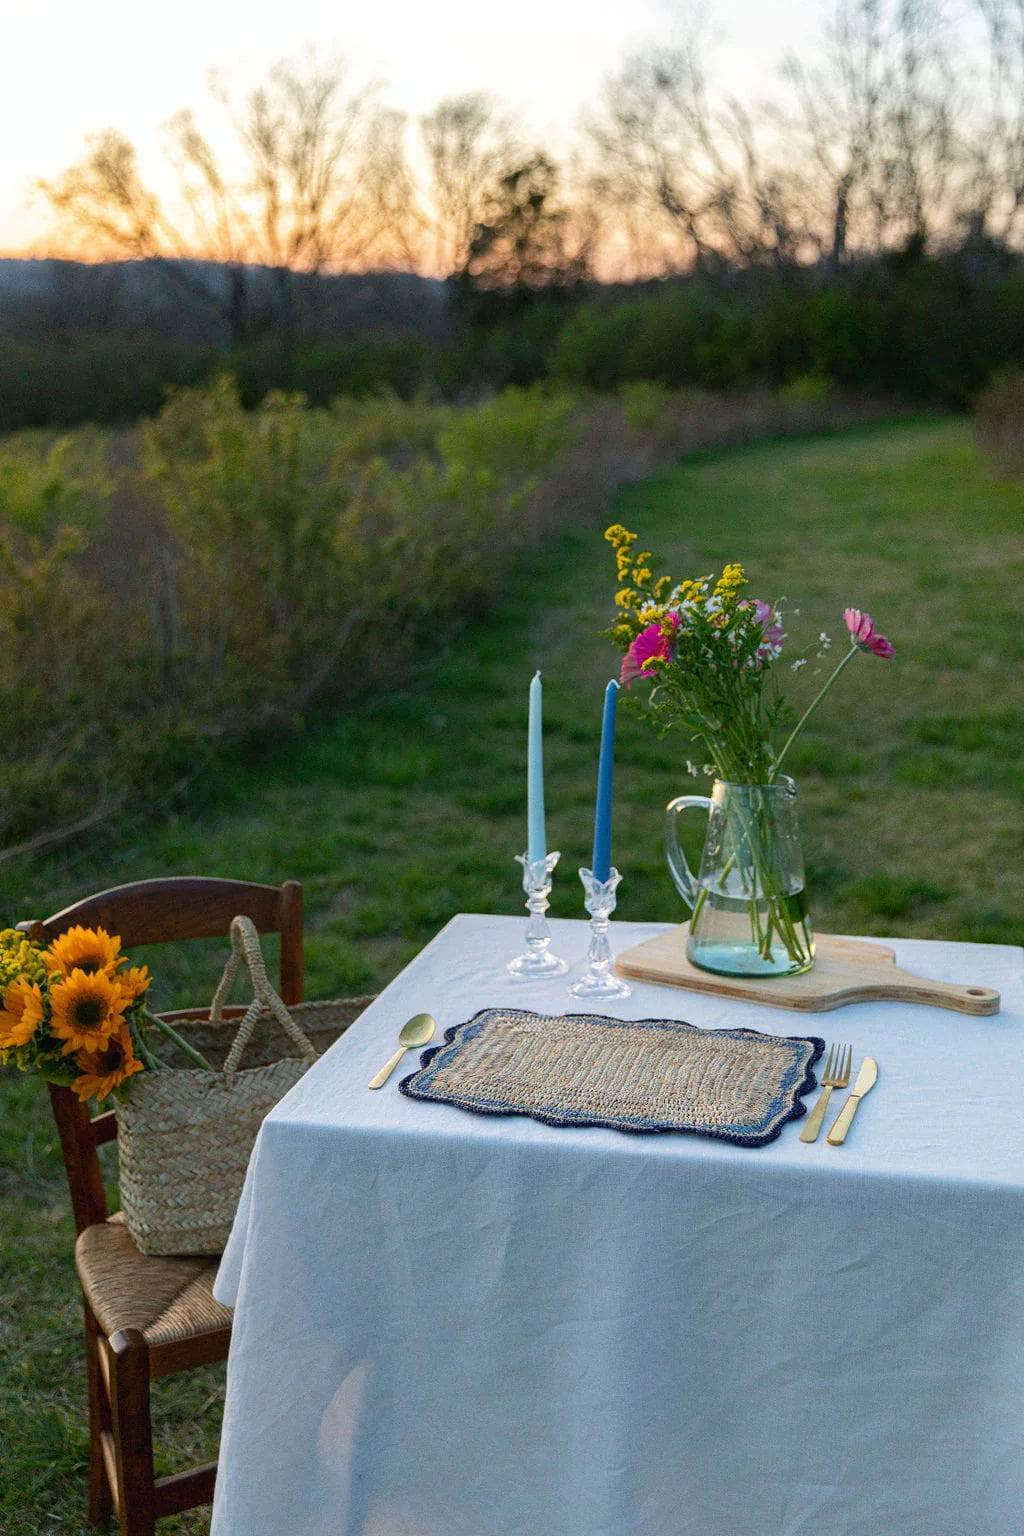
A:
400 1008 824 1147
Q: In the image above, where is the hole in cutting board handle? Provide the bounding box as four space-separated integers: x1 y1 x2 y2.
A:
967 987 990 997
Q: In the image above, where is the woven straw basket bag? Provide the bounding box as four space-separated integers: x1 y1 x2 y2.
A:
115 914 373 1257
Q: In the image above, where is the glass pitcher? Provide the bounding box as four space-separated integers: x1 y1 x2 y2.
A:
664 777 814 977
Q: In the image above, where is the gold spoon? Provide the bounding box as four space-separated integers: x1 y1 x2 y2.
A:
367 1013 436 1090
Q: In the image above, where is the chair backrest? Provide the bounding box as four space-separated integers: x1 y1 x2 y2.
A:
18 876 303 1235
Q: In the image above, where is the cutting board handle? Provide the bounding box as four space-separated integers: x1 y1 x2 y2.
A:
875 966 1000 1015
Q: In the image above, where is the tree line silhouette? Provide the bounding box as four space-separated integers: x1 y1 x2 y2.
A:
5 0 1024 425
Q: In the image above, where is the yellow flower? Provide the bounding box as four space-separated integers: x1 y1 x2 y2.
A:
615 588 639 608
70 1026 143 1103
0 930 48 990
0 979 45 1048
604 523 638 550
714 562 747 600
655 576 672 599
49 969 128 1055
44 925 122 978
117 966 152 1005
637 601 664 622
632 567 653 585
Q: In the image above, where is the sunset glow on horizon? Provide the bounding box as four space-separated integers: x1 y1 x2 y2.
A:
3 0 820 264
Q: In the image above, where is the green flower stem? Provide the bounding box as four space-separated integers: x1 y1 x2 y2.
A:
751 807 801 963
771 644 860 778
734 799 810 965
130 1021 165 1071
141 1007 215 1072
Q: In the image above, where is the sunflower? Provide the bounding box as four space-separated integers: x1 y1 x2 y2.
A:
0 978 45 1048
70 1027 143 1103
116 965 152 1004
49 968 128 1055
44 925 121 978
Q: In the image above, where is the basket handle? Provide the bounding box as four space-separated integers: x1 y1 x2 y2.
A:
212 916 318 1087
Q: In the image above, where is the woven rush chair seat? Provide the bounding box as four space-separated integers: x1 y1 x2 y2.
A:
76 1213 232 1350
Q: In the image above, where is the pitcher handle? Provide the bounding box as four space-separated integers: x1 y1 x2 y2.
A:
664 795 712 910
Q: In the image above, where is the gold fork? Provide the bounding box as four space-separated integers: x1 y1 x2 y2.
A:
799 1043 852 1143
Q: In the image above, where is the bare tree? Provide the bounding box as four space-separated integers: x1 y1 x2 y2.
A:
361 108 425 271
782 0 957 265
39 55 393 343
962 0 1024 242
421 93 521 277
584 0 965 276
464 154 590 301
584 37 805 275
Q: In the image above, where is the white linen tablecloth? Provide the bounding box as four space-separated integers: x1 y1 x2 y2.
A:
211 916 1024 1536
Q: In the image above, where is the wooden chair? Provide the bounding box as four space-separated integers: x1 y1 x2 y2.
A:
18 876 304 1536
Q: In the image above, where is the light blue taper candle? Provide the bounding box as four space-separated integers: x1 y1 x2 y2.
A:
527 670 546 863
592 680 618 882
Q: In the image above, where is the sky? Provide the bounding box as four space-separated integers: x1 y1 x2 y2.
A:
1 0 821 257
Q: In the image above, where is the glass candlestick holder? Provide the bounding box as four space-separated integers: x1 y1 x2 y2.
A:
569 866 632 999
507 851 568 978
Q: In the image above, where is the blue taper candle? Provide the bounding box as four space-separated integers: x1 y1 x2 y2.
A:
591 679 618 882
527 670 546 863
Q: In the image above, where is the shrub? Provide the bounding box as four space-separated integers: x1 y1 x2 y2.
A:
0 379 894 851
0 433 163 848
619 380 672 434
228 337 432 407
550 284 763 392
0 382 575 849
782 373 833 406
0 337 215 431
142 378 574 728
974 367 1024 479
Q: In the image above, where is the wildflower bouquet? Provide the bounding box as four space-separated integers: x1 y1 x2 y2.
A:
604 525 894 973
0 925 211 1104
606 525 893 784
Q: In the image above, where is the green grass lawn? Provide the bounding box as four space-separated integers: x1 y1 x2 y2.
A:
2 415 1022 1533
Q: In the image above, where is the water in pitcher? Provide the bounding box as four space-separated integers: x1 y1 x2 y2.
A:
686 885 814 977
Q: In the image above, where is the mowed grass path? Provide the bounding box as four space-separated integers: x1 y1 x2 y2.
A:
2 416 1022 1533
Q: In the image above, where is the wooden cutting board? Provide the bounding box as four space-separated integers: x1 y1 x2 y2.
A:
614 927 1001 1015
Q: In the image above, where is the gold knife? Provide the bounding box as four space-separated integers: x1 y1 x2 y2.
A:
826 1056 878 1145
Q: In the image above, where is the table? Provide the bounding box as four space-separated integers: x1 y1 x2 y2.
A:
211 916 1024 1536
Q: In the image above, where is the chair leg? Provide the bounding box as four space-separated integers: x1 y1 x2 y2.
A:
107 1329 156 1536
84 1304 113 1525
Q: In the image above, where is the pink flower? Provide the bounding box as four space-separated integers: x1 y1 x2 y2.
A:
843 607 895 658
739 597 785 664
752 598 785 651
621 612 679 686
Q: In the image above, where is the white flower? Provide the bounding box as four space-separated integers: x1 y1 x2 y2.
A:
819 631 832 650
791 657 807 671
